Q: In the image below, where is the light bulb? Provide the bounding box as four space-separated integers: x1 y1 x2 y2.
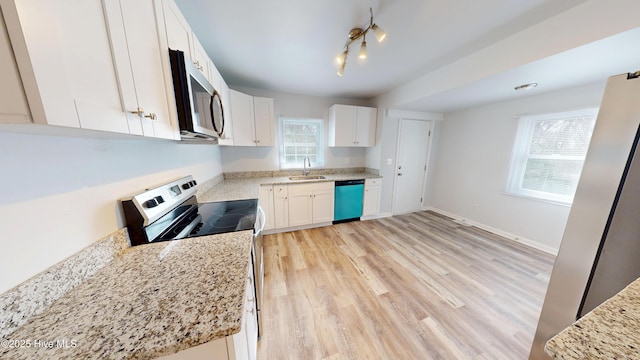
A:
336 51 347 65
372 24 386 42
359 40 367 59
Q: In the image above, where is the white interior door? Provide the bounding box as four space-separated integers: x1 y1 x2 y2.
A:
393 118 431 214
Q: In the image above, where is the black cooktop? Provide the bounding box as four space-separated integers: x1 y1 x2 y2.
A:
189 199 258 237
150 198 258 243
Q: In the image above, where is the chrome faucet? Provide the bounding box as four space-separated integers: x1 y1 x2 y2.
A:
303 157 311 176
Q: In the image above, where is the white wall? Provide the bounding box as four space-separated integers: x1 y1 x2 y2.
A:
221 87 372 172
428 82 606 252
0 129 223 293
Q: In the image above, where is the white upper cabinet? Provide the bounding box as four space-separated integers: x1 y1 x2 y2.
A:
217 79 234 144
0 9 30 124
228 90 274 146
328 104 377 147
191 36 211 82
253 97 274 146
2 0 129 133
160 0 193 58
104 0 177 140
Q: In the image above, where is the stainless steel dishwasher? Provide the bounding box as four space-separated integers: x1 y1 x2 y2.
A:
333 179 365 223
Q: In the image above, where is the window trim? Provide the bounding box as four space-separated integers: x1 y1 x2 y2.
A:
505 108 599 205
278 117 324 170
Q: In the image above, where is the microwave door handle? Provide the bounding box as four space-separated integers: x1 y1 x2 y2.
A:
210 91 224 136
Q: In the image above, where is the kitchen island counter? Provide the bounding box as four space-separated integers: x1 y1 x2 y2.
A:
545 277 640 359
0 230 253 360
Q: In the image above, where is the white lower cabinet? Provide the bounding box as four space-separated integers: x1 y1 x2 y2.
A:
288 182 334 227
158 266 257 360
362 178 382 217
273 185 290 229
258 185 275 231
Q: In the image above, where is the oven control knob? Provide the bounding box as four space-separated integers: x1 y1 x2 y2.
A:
182 183 191 190
144 198 159 208
192 180 197 186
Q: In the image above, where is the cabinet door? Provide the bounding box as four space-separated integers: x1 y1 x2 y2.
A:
258 185 275 231
156 338 228 360
329 104 357 146
253 97 274 146
355 106 377 147
9 0 128 132
288 184 313 227
244 269 258 360
217 80 234 145
209 59 222 92
273 185 289 229
192 36 210 82
363 179 382 217
106 0 177 139
161 0 192 58
312 187 335 223
0 9 30 124
230 89 256 146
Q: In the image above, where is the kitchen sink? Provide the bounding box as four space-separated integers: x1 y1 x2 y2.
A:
288 175 326 181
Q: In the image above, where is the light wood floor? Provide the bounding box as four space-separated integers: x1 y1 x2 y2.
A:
257 211 555 360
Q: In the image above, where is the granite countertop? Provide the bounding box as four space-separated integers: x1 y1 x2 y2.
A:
0 231 253 360
199 172 380 202
545 277 640 359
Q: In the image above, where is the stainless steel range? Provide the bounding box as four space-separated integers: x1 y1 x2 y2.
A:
121 175 264 337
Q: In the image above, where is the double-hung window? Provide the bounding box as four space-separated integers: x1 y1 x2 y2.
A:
279 118 324 169
506 108 598 205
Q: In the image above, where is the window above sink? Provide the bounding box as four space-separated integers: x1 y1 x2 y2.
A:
279 118 324 169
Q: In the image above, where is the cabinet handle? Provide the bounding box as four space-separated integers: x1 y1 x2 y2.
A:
248 308 254 315
130 107 145 116
130 107 156 120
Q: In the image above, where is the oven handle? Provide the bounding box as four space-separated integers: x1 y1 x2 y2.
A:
174 214 202 239
257 206 266 235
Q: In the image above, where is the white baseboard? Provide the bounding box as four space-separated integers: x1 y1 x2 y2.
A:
361 212 392 221
424 207 559 256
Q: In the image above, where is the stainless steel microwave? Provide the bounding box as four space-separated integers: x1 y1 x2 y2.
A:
168 49 224 140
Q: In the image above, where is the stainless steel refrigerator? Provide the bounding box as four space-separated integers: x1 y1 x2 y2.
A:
530 70 640 359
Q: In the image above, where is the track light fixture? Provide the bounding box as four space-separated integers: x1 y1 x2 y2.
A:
336 7 386 76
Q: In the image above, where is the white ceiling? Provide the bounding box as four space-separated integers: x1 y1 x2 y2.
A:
174 0 639 112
